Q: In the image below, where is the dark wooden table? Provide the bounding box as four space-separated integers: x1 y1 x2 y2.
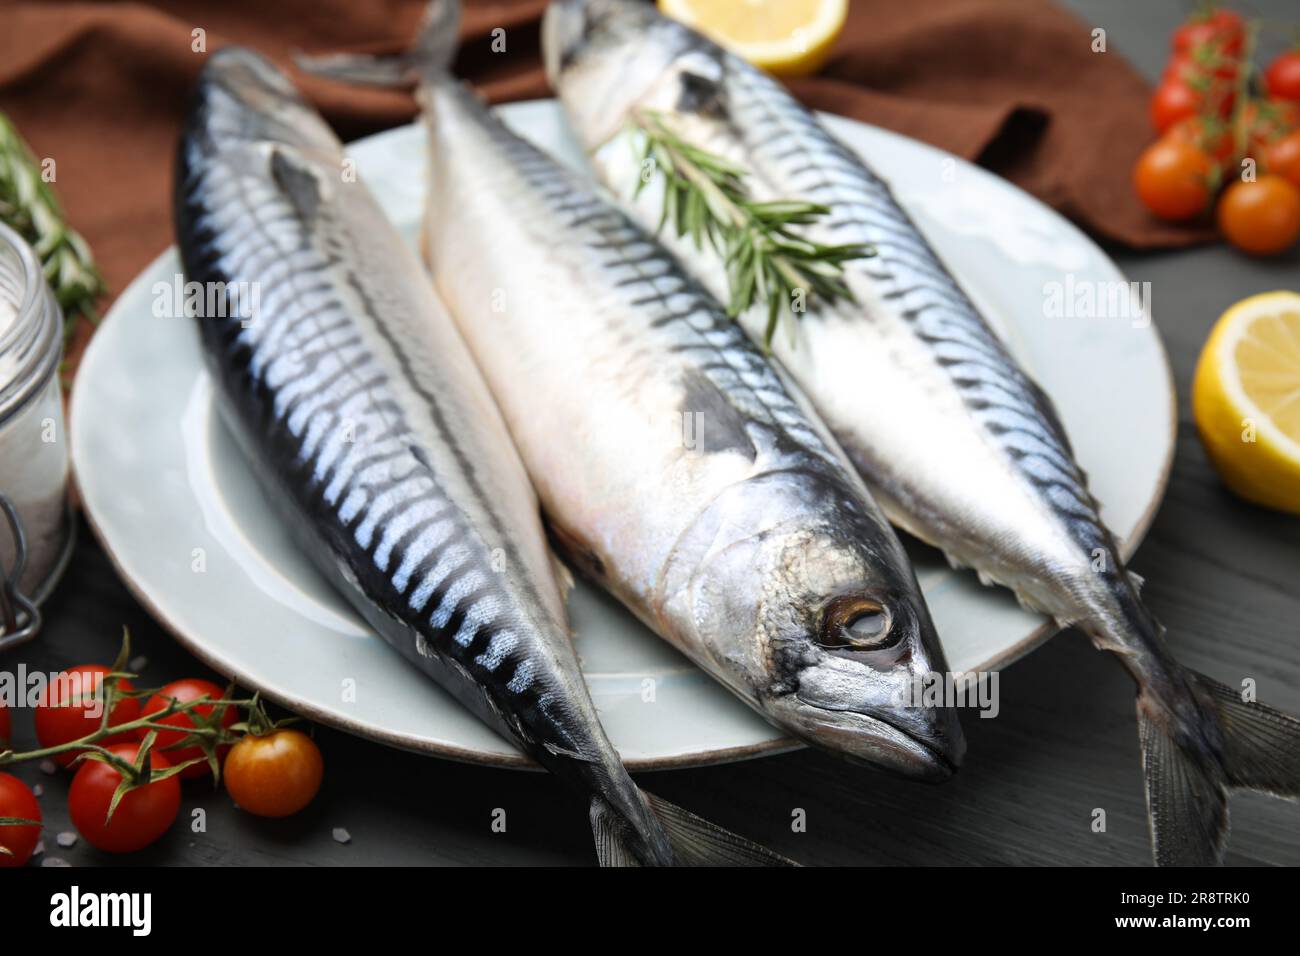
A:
8 0 1300 866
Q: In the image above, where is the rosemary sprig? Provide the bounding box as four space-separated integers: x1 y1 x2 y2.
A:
631 108 872 349
0 112 105 352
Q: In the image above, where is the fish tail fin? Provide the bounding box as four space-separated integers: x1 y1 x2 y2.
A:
294 0 461 87
1136 668 1300 866
643 791 798 866
1200 673 1300 798
588 791 798 866
1136 682 1229 866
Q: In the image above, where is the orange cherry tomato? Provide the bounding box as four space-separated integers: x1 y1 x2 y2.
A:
1244 98 1300 157
224 729 323 818
1167 116 1237 172
1216 175 1300 256
1134 137 1216 222
1264 130 1300 191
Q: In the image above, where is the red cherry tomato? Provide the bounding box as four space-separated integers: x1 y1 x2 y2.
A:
224 729 323 818
0 701 10 751
1151 79 1233 135
0 772 41 867
1265 50 1300 103
68 743 180 853
35 665 141 768
1265 130 1300 190
1172 9 1245 57
142 679 236 779
1164 44 1239 85
1151 81 1201 134
1134 136 1216 221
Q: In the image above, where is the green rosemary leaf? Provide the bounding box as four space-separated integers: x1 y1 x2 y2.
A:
629 107 873 347
0 112 105 352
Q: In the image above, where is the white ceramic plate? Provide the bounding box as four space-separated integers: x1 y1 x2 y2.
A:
70 100 1174 770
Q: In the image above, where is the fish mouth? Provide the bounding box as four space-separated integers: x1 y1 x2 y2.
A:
788 696 963 782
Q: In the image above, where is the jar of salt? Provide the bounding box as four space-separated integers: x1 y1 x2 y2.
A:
0 221 74 618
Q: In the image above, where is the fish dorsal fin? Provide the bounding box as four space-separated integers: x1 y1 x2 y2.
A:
268 145 330 226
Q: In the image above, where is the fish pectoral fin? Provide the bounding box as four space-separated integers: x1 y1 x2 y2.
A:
642 791 799 866
1201 674 1300 799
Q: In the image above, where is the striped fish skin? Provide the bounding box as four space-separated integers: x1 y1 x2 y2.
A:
544 0 1168 675
174 48 674 864
547 0 1300 870
416 73 965 779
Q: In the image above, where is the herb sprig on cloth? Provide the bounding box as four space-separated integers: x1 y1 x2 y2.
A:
630 108 872 349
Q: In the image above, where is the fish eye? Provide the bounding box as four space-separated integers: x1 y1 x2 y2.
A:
819 597 900 651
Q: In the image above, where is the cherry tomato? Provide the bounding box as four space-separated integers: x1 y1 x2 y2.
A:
0 701 10 751
35 665 141 768
224 729 322 818
1167 116 1237 171
1216 175 1300 256
1164 44 1239 85
1265 130 1300 190
141 679 235 780
1172 9 1245 57
1151 80 1200 134
0 772 41 867
1265 50 1300 103
1134 137 1216 222
1244 98 1300 155
68 743 180 853
1151 78 1233 134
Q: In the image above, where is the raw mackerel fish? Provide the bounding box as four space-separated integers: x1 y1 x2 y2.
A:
298 0 966 782
543 0 1300 865
174 46 788 866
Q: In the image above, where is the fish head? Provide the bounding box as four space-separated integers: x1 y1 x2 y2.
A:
543 0 698 149
186 47 339 158
677 476 966 781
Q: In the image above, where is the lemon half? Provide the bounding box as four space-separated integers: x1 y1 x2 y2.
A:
658 0 849 77
1193 291 1300 514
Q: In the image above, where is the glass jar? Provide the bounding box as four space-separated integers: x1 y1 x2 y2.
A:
0 221 73 615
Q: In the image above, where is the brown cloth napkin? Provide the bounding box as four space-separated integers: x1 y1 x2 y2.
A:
0 0 1208 374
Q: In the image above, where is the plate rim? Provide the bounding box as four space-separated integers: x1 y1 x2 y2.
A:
69 102 1177 772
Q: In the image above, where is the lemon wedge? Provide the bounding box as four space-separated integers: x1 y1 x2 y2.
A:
657 0 848 77
1192 291 1300 514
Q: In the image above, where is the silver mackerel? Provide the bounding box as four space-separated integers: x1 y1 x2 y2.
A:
175 47 785 866
544 0 1300 865
299 0 966 782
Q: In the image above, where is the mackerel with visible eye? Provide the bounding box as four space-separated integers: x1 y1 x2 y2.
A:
821 596 899 652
